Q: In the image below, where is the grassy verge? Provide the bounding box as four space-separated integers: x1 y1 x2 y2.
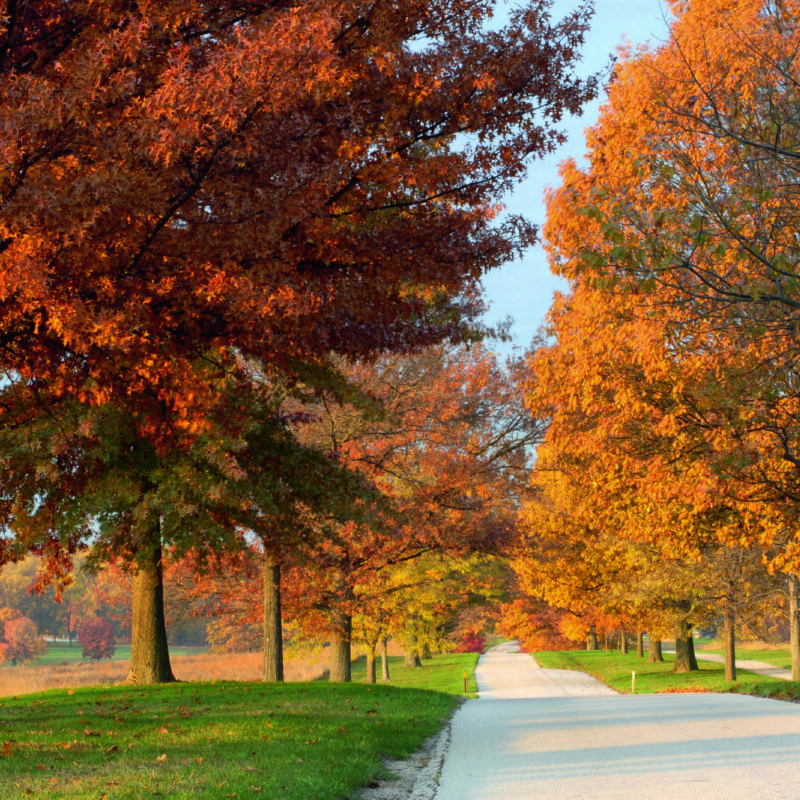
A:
695 646 792 669
534 649 800 701
350 653 479 695
0 652 477 800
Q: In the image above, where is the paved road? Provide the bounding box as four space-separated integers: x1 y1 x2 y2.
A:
433 642 800 800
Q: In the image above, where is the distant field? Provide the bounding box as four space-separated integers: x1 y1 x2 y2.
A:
31 642 207 666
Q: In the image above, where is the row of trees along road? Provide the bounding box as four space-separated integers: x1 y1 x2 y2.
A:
0 1 595 682
509 0 800 680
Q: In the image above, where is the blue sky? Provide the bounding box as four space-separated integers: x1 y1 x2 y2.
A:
481 0 672 357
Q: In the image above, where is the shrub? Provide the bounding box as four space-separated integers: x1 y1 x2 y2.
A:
79 617 117 660
454 632 486 653
0 613 45 665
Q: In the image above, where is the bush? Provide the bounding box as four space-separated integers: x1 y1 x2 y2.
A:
79 617 117 660
0 614 45 664
454 632 486 653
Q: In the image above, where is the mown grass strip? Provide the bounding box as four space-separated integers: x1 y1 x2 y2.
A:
534 649 800 701
0 652 478 799
695 647 792 670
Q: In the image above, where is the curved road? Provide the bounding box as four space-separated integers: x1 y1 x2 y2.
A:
433 641 800 800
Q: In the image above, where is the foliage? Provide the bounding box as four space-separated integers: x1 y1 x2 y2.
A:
0 0 596 684
77 617 116 661
453 632 486 653
285 344 538 656
0 608 44 665
510 0 800 674
497 597 581 652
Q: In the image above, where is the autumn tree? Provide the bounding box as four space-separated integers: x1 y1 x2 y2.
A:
0 0 597 684
282 344 538 681
529 0 800 673
78 617 117 661
0 607 44 665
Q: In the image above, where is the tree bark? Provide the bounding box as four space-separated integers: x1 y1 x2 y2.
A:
673 619 699 673
789 574 800 681
637 631 645 658
586 625 598 651
365 650 377 684
723 589 737 682
329 607 352 683
420 640 433 660
381 638 391 681
620 627 629 655
648 638 664 663
262 555 283 682
126 535 174 685
404 628 422 666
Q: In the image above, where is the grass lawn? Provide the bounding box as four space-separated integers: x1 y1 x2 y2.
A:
695 646 792 670
535 649 800 701
31 643 206 666
350 653 479 695
0 652 478 799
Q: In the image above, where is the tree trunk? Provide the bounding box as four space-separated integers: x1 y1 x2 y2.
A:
673 619 699 673
366 650 376 684
620 627 629 655
404 628 422 667
637 631 645 658
329 608 352 683
648 638 664 663
420 640 433 660
262 555 283 682
723 589 737 682
586 625 598 651
789 574 800 681
381 638 391 681
126 536 174 684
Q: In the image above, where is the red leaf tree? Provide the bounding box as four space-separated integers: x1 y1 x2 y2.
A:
78 617 117 661
0 0 596 683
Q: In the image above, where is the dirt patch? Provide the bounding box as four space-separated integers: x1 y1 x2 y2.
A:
355 720 452 800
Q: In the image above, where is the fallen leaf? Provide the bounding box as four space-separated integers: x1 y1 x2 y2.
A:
157 754 167 762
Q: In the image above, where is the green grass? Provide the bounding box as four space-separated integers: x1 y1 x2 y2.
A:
350 653 479 695
535 649 800 701
696 646 792 670
0 652 476 799
31 643 206 666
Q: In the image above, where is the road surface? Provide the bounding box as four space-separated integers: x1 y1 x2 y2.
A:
433 642 800 800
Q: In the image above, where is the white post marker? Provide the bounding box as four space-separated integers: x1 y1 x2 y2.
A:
632 671 636 693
